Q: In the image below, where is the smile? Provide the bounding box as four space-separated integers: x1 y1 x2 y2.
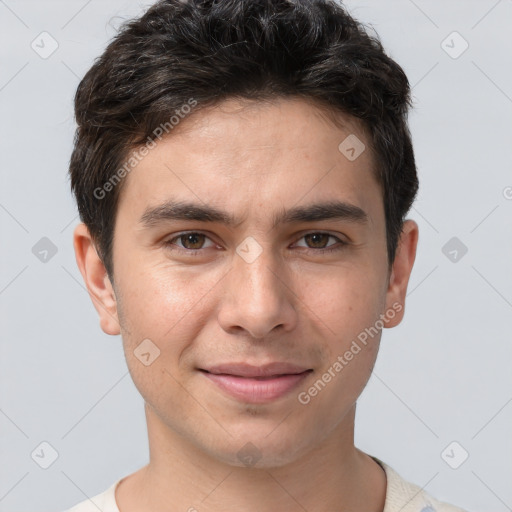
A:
199 365 313 404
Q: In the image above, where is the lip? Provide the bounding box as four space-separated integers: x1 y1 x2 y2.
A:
199 362 313 403
202 362 310 377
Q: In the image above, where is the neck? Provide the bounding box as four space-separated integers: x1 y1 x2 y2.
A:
116 403 386 512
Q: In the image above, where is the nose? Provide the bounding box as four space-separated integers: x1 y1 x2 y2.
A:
217 245 298 339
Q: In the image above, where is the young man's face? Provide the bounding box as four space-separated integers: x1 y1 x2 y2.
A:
75 97 417 468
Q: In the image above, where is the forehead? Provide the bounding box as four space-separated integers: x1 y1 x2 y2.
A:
116 97 381 227
160 97 371 159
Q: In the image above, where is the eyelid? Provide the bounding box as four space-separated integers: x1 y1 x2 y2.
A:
163 230 348 254
164 231 218 250
292 231 346 248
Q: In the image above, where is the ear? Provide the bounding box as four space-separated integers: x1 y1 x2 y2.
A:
73 223 121 335
383 219 419 328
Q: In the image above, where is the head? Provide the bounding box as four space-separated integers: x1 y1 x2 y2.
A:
71 0 418 468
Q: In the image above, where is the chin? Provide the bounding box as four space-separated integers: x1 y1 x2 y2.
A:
205 423 314 470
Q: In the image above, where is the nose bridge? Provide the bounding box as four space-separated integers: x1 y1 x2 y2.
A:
239 245 280 305
218 237 296 338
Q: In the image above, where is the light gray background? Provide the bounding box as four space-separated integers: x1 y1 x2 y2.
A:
1 0 511 511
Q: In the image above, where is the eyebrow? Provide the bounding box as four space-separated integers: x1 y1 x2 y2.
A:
139 199 369 230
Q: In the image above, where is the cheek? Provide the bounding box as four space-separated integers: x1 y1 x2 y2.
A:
116 275 197 418
293 265 386 408
295 289 383 427
116 264 224 379
117 262 213 335
297 264 386 345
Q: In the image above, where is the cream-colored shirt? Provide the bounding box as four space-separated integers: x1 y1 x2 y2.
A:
65 456 469 512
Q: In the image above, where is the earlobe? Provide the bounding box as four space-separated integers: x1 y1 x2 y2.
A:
73 223 121 336
384 219 419 328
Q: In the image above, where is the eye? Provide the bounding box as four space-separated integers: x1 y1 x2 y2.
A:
163 231 347 256
164 232 215 252
294 232 346 253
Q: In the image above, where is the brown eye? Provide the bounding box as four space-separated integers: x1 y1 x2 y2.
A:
303 233 331 249
294 232 347 254
165 232 215 252
178 233 206 249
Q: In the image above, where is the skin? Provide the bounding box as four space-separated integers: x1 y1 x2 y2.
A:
74 97 418 512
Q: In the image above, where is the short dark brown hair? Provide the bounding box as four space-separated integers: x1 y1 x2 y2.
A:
69 0 418 281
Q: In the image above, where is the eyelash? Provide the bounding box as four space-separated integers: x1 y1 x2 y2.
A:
163 231 347 256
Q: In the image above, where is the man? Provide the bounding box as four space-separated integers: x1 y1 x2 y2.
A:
66 0 468 510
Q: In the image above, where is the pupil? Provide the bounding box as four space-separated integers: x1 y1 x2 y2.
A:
307 233 327 248
179 233 329 250
183 233 203 249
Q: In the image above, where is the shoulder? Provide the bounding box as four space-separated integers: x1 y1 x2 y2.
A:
372 457 470 512
62 479 122 512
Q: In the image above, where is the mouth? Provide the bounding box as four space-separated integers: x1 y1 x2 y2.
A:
199 363 313 403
